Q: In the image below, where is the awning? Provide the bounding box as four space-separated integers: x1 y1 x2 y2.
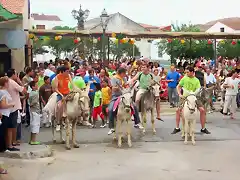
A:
0 4 19 21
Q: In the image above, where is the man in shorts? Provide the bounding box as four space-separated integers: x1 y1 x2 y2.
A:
171 66 211 134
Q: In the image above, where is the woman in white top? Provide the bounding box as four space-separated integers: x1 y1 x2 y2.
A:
0 77 16 151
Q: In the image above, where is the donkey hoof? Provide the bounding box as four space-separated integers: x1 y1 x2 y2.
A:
192 141 196 146
184 141 188 145
118 144 122 148
153 130 156 135
73 144 80 148
66 146 71 150
53 140 57 144
128 143 132 148
61 140 65 144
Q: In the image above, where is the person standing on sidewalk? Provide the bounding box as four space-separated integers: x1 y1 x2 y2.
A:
166 65 181 108
7 69 26 147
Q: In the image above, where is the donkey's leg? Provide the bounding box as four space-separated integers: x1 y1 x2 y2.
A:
184 119 188 145
151 109 156 135
191 119 196 145
141 111 146 134
181 113 185 138
113 118 117 141
117 119 122 148
52 116 57 143
127 119 132 147
60 117 65 144
65 117 71 150
72 119 79 148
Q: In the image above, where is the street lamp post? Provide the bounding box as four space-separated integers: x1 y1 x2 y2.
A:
72 5 90 58
100 8 109 61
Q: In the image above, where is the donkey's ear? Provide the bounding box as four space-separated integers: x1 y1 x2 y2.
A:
130 81 137 90
116 82 123 90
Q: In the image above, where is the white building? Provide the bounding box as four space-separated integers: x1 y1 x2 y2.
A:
198 17 240 33
30 13 64 62
0 0 30 73
30 13 63 30
84 12 171 61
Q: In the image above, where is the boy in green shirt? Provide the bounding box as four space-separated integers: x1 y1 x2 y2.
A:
92 83 105 128
172 66 210 135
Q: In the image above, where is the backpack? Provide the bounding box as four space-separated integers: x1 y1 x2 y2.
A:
138 72 153 82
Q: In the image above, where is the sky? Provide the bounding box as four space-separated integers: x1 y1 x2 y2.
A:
31 0 240 27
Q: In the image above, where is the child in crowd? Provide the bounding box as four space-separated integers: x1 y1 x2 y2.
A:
28 81 41 145
92 83 105 128
101 79 111 124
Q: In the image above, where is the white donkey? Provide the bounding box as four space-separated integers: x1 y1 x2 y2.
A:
114 84 135 148
182 92 198 145
64 85 90 150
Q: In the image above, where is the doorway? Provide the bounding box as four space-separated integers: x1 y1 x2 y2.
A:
0 45 11 74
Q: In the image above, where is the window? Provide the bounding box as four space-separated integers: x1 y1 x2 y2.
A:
220 27 224 32
36 25 45 29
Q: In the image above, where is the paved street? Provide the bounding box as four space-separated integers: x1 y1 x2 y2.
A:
2 108 240 180
21 110 240 144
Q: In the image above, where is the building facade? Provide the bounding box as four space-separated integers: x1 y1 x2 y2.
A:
0 0 30 73
30 13 63 29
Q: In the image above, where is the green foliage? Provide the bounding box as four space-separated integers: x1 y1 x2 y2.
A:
109 40 140 59
47 26 77 57
32 39 49 55
217 40 240 58
157 23 214 62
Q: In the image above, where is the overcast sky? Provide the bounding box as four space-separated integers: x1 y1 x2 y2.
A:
31 0 240 27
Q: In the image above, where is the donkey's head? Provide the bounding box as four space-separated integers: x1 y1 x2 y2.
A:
151 83 161 97
117 82 136 113
185 94 197 114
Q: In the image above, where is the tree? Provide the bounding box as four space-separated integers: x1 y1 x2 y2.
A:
110 40 140 59
47 26 77 56
217 40 240 58
157 23 214 63
32 39 49 55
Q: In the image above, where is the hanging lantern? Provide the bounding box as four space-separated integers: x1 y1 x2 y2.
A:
124 38 129 42
114 39 118 44
93 38 98 44
58 36 62 40
207 40 212 45
112 32 116 38
167 39 172 43
219 40 225 44
55 36 59 41
29 33 35 39
77 37 81 42
74 39 79 44
97 37 101 41
44 36 50 41
231 40 237 45
120 39 124 44
195 40 200 44
129 39 135 45
180 39 185 44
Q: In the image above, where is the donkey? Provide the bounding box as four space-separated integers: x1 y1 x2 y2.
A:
182 93 197 145
64 85 90 150
113 83 136 148
42 92 65 144
139 82 161 135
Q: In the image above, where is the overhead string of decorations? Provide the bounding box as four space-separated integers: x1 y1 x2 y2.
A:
166 38 240 46
28 32 139 45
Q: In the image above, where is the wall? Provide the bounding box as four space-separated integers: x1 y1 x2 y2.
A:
0 19 25 72
135 39 151 58
206 22 235 33
31 19 64 29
